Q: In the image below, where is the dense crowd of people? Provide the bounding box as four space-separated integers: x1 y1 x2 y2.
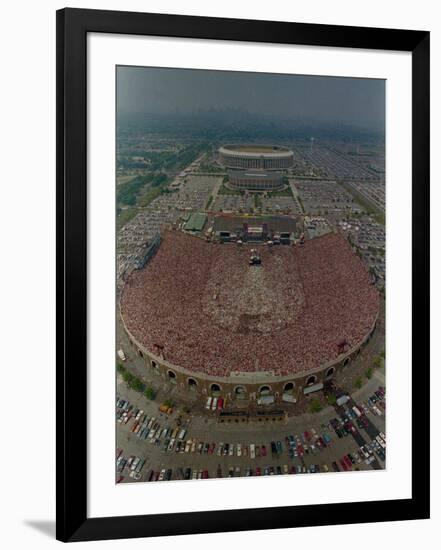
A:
120 231 379 377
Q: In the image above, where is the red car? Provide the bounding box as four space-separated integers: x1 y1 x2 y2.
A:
304 431 312 442
339 459 348 471
208 443 215 455
217 397 224 410
344 455 352 469
261 445 267 457
255 467 261 476
345 422 356 435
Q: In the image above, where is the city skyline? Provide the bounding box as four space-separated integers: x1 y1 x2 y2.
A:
117 66 385 132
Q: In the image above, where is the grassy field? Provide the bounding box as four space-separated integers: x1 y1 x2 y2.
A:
116 207 138 229
138 187 163 208
117 175 138 186
267 186 294 198
338 181 385 226
218 183 243 196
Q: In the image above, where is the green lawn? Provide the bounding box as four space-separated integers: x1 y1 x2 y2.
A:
117 207 138 229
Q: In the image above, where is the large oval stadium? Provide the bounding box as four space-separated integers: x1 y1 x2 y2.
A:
218 144 294 170
120 230 379 404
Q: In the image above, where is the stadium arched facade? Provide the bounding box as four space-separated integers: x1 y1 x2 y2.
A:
121 313 378 404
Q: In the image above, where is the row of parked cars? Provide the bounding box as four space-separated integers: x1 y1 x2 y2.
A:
335 431 386 471
364 386 386 416
116 448 146 482
282 429 333 459
329 415 362 439
147 462 353 482
117 396 188 446
167 427 336 463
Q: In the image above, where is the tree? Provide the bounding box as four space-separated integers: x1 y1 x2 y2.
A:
327 393 336 405
144 387 156 400
116 363 125 374
132 378 145 392
309 398 323 413
365 368 373 380
122 371 134 386
355 377 363 389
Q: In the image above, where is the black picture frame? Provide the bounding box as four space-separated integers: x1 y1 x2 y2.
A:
56 7 430 543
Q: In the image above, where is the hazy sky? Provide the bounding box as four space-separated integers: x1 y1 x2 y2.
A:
117 66 385 130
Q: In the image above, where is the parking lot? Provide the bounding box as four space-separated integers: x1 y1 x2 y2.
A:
116 373 386 483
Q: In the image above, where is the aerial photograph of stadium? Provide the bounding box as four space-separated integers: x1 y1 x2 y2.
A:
115 66 386 483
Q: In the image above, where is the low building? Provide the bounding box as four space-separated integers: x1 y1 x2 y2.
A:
184 212 207 232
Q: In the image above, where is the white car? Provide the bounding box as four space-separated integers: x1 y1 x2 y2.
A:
359 446 369 459
229 444 234 456
205 397 212 410
147 417 156 429
236 444 242 457
211 397 218 411
250 444 256 459
217 443 223 457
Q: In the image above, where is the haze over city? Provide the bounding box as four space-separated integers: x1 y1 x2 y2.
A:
117 66 385 132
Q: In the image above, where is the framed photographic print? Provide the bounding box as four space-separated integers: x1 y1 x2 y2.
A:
56 8 430 542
